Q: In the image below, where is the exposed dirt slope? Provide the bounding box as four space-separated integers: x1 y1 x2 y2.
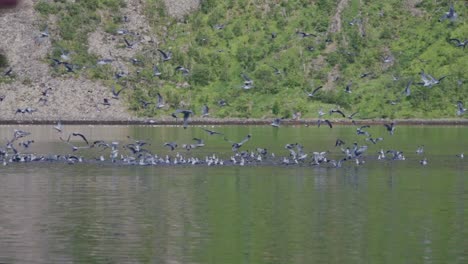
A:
0 0 201 121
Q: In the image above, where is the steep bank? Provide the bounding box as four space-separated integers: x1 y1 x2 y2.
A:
0 0 466 122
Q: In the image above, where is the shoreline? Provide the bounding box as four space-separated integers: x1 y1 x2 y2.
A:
1 118 467 126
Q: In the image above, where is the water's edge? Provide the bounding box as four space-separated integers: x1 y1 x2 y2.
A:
1 118 468 126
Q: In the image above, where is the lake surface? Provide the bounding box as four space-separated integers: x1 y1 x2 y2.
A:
0 125 466 263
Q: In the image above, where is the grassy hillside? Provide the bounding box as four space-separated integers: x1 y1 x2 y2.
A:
33 0 467 119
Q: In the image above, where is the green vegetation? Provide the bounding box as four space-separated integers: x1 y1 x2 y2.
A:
34 0 467 119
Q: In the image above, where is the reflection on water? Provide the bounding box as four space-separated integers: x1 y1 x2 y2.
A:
0 125 466 263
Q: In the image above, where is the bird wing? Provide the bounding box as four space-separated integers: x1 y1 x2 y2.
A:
202 105 209 115
72 132 89 145
333 110 346 117
437 75 447 82
157 93 164 104
241 73 251 82
239 134 251 145
193 138 204 144
449 38 461 45
157 49 168 59
311 86 323 95
349 112 359 119
324 120 333 128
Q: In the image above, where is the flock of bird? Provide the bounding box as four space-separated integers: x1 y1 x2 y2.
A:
0 116 465 168
1 4 465 121
0 4 466 168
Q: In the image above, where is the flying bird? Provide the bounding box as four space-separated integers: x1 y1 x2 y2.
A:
53 120 63 133
153 65 162 76
175 66 190 76
384 122 396 135
201 105 209 117
71 132 89 145
439 4 457 22
456 101 466 116
296 31 316 38
156 93 165 109
201 128 223 136
418 70 446 87
157 49 172 61
306 86 323 98
164 142 178 151
172 109 193 129
271 118 282 127
449 38 467 49
329 109 346 118
344 82 352 93
225 134 251 152
317 119 333 128
403 80 412 97
112 86 127 99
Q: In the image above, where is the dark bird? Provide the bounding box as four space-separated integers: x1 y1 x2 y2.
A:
335 139 346 147
360 72 373 78
192 138 205 148
175 66 190 76
344 82 352 93
384 122 396 135
153 65 162 76
41 87 52 97
3 67 13 76
63 62 75 73
418 70 446 87
139 100 153 109
157 49 172 61
156 93 165 109
59 136 90 152
53 120 63 133
102 98 111 106
306 86 323 97
40 26 49 37
218 99 228 107
271 118 282 127
456 101 466 116
317 119 333 128
296 31 316 38
201 128 223 136
347 111 359 120
366 137 384 144
123 37 137 49
15 108 37 114
213 24 225 30
112 86 127 99
201 105 209 117
173 109 193 129
226 134 251 152
356 125 370 136
270 66 281 75
329 109 346 118
164 142 178 151
403 80 412 97
449 38 467 49
0 95 5 102
241 73 254 89
71 132 89 145
439 4 457 22
13 129 31 141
